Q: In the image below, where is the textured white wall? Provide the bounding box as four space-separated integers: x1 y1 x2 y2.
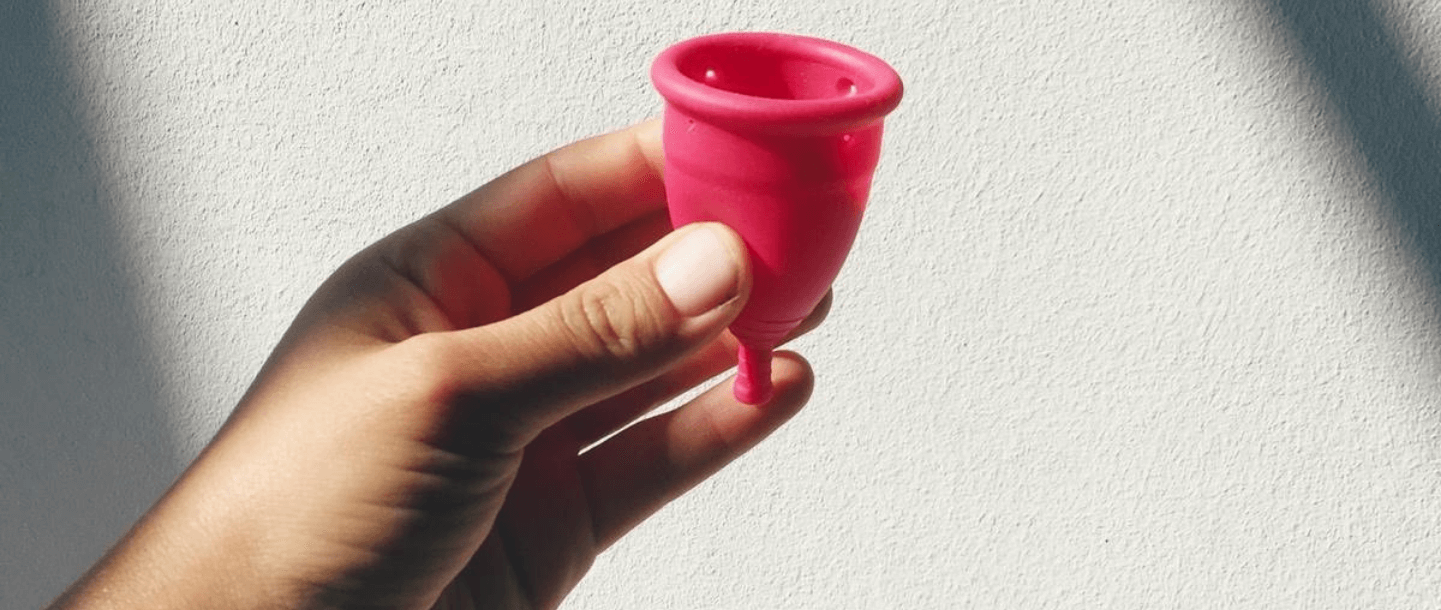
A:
6 0 1441 607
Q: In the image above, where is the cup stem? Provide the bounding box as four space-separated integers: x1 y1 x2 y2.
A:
734 344 774 404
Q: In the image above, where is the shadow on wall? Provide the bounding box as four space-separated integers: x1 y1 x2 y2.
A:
1265 0 1441 298
0 3 180 608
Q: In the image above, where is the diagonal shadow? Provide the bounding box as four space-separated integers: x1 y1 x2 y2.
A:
1264 0 1441 299
0 2 180 608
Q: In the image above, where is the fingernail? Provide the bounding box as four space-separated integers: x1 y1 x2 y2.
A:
655 224 741 317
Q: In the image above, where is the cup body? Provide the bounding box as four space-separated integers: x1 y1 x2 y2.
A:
651 32 903 350
662 109 883 347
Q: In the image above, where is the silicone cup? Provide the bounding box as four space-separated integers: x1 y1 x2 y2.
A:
651 32 903 404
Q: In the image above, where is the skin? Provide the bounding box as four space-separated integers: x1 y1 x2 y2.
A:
47 119 829 610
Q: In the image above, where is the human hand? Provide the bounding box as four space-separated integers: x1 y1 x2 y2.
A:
49 120 827 610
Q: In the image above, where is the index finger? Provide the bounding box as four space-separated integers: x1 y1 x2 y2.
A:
435 119 667 283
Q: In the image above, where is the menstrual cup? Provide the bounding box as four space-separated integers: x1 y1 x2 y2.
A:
651 32 903 404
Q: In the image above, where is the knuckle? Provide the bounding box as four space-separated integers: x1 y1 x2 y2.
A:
559 277 669 363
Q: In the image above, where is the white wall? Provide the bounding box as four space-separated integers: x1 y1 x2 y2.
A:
6 0 1441 607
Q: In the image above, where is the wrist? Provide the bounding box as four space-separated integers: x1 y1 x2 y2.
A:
48 449 287 610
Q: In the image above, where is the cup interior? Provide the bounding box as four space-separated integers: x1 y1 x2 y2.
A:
677 44 868 101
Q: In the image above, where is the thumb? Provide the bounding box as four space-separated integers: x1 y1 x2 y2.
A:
440 222 751 447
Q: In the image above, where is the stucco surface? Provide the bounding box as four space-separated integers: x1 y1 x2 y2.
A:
6 1 1441 608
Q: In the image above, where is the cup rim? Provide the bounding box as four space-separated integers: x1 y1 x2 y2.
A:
651 32 903 135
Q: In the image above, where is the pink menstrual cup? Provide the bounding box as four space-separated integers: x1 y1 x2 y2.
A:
651 32 903 404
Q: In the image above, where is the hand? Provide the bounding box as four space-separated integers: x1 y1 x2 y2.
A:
49 120 827 610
